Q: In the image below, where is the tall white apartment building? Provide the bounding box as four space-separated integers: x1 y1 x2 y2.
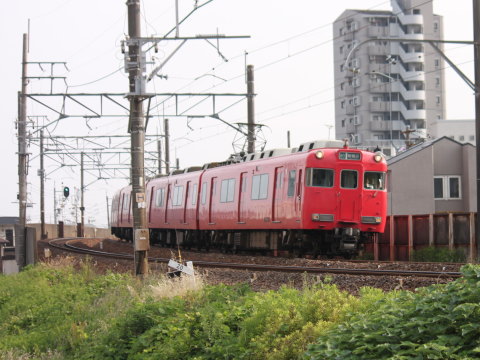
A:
333 0 445 156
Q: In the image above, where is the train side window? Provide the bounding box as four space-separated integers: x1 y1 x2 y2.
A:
173 185 184 206
364 172 385 190
220 178 236 203
306 168 334 187
341 170 358 189
155 188 165 207
123 194 130 210
251 174 269 200
192 184 198 205
287 170 296 197
201 182 207 205
276 171 283 189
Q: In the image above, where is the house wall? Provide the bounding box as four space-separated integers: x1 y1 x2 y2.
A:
389 145 435 215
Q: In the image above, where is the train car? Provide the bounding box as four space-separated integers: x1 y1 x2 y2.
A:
111 140 387 257
111 185 133 241
146 168 203 247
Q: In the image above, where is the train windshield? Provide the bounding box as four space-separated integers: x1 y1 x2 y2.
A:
306 168 334 187
364 171 385 190
340 170 358 189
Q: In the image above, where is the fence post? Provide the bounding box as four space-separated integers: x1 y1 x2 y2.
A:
470 212 476 263
448 213 454 251
429 214 434 246
408 215 413 260
389 215 395 261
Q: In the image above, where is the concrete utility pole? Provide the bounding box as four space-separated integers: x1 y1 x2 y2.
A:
17 33 28 269
164 118 170 174
40 130 46 239
247 65 255 153
127 0 149 276
473 0 480 261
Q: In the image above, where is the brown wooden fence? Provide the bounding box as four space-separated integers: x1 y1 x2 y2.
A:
364 213 477 262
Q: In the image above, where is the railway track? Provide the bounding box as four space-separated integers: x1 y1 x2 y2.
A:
48 238 462 279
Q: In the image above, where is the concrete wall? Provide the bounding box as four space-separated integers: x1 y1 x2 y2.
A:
27 223 113 241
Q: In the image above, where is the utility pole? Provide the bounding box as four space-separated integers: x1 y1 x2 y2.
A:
127 0 149 276
473 0 480 261
39 130 46 239
247 65 255 153
287 130 291 148
17 33 28 269
80 152 85 237
164 118 170 174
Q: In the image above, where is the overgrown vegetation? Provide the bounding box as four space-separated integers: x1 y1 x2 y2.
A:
1 258 480 359
411 246 466 262
305 264 480 359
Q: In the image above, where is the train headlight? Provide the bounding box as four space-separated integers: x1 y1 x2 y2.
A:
312 214 334 222
315 150 324 159
374 153 383 162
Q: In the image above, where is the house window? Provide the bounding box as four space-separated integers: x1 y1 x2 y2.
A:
469 135 475 141
434 176 461 200
459 135 465 141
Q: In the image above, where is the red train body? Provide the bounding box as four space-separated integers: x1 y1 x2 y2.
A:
111 141 387 257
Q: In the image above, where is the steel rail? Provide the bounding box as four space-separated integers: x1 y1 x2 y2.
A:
48 239 462 278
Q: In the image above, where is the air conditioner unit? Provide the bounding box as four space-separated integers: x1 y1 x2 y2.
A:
353 115 362 125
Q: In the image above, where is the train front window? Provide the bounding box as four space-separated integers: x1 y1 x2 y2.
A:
364 172 385 190
340 170 358 189
306 168 334 188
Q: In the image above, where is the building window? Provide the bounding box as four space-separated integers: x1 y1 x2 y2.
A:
251 174 269 200
339 45 344 54
434 59 440 68
435 96 440 104
459 135 465 141
434 176 461 200
434 22 439 31
220 178 236 203
341 119 345 127
435 77 440 87
469 135 475 141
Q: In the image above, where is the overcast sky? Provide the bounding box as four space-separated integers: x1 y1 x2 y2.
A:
0 0 474 227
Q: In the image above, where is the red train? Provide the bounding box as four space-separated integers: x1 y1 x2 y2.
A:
110 140 387 257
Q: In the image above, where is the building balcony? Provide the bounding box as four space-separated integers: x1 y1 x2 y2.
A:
369 120 406 132
367 26 389 38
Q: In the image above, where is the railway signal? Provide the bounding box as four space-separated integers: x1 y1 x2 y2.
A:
63 186 70 198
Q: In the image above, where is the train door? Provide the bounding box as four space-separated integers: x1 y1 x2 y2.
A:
165 184 171 224
272 167 284 222
148 186 155 224
183 181 190 224
338 165 362 222
237 172 248 223
294 168 303 220
120 193 125 223
208 177 217 224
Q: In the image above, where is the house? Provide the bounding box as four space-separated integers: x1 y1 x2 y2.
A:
387 137 476 215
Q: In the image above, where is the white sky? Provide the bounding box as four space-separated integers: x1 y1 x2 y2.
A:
0 0 474 227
